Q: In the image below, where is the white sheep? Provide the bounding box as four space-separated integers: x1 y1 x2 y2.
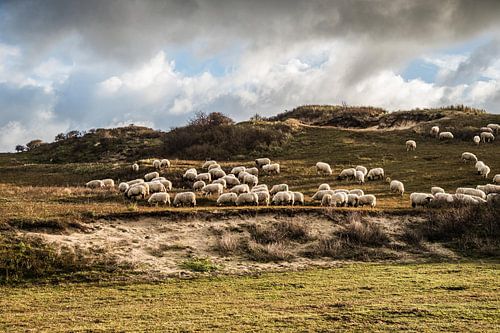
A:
475 161 485 173
183 169 197 181
255 158 271 168
209 168 226 180
480 132 495 143
476 184 500 195
312 190 335 201
270 184 288 195
390 180 404 196
357 194 376 208
246 167 259 176
473 136 480 145
251 184 269 192
439 132 454 140
430 126 439 137
321 194 333 206
148 182 166 193
160 159 171 168
217 193 237 206
262 163 280 174
153 179 172 191
367 168 384 181
316 162 332 176
334 192 348 206
153 159 161 170
126 178 145 186
237 171 250 182
212 178 227 188
453 193 484 205
487 193 500 204
456 187 486 200
144 172 159 182
193 180 206 192
347 193 359 207
354 170 365 184
223 175 240 187
102 179 115 187
333 189 349 194
230 166 246 176
434 193 454 205
431 186 445 195
255 191 270 206
126 184 148 200
406 140 416 151
208 163 221 171
337 168 356 181
202 160 217 169
86 180 104 189
131 182 149 195
132 163 139 172
478 165 491 179
236 192 259 206
487 123 500 134
318 183 331 191
355 166 368 176
493 174 500 184
230 184 250 194
272 191 293 205
349 189 364 196
118 182 129 193
148 192 171 206
202 183 224 197
480 127 493 133
173 192 196 207
195 173 212 182
461 152 478 163
292 192 304 205
410 193 434 208
242 174 258 187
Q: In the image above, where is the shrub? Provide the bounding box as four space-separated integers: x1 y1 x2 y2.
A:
214 233 240 256
180 257 219 272
337 216 390 247
245 241 293 262
246 220 312 244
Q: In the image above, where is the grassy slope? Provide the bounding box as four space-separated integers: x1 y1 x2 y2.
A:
1 263 498 331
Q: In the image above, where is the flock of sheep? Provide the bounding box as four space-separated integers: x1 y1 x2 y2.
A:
85 123 500 209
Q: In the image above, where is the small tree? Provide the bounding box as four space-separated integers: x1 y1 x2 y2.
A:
15 145 27 152
54 133 66 142
26 139 44 151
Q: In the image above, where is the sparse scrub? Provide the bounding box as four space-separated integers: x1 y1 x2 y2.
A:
180 257 218 272
246 240 293 262
246 220 312 244
337 217 390 247
214 233 240 256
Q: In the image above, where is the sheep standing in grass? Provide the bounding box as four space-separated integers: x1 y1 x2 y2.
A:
255 191 270 206
230 166 246 176
202 160 217 169
316 162 332 176
255 158 271 168
480 127 493 133
367 168 384 181
252 184 269 192
461 152 478 163
434 193 454 205
347 194 359 207
454 194 485 205
473 136 481 145
480 132 495 143
102 179 115 188
430 126 440 137
349 189 364 196
321 194 333 206
212 178 227 188
202 183 224 197
439 132 454 140
406 140 416 151
292 192 304 205
236 193 259 206
270 184 288 195
478 165 491 179
118 182 129 193
272 191 293 205
455 188 487 200
148 182 166 193
223 175 240 187
476 184 500 195
410 193 434 208
431 186 445 195
209 168 226 180
193 180 206 192
263 163 280 174
127 179 145 186
173 192 196 207
208 163 221 171
390 180 404 196
355 166 368 176
86 180 104 189
357 194 376 208
160 159 170 168
337 168 356 181
318 183 330 191
493 174 500 184
475 161 485 173
153 159 161 170
153 179 172 191
126 184 148 200
246 167 259 176
217 193 237 206
243 174 259 187
354 170 365 184
487 123 500 134
144 172 160 182
230 184 250 194
132 163 139 172
196 173 211 183
183 168 197 181
148 192 170 206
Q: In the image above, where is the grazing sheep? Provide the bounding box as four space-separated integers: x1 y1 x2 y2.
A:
349 189 364 196
434 193 454 205
475 161 485 173
236 192 259 206
354 170 365 184
202 160 217 169
461 152 478 163
456 187 486 200
347 194 359 207
148 182 166 193
255 158 271 168
476 184 500 195
406 140 416 151
132 163 139 172
230 166 246 176
217 193 237 206
390 180 404 196
410 193 434 208
237 171 250 182
318 183 331 191
367 168 384 181
193 180 206 192
208 163 221 171
223 175 240 187
493 174 500 184
316 162 333 175
230 184 250 194
355 166 368 176
251 184 269 192
127 179 145 186
153 159 161 170
86 180 104 189
153 179 172 191
148 192 171 206
321 194 333 206
144 172 160 182
212 178 227 188
202 183 224 197
453 193 484 205
173 192 196 207
126 184 148 200
439 132 454 140
337 168 356 181
242 174 258 187
102 179 115 187
195 173 212 182
246 167 259 176
480 132 495 143
312 190 335 201
431 186 445 195
335 192 348 206
255 191 270 206
333 189 349 194
272 191 293 205
263 163 280 174
209 168 226 180
292 192 304 205
478 165 491 179
430 126 440 137
131 182 149 195
487 123 500 134
487 193 500 205
160 159 170 168
473 135 481 145
358 194 377 208
270 184 289 195
480 127 493 133
183 169 197 181
118 182 129 193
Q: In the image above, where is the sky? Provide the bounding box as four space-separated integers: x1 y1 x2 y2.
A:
1 0 500 152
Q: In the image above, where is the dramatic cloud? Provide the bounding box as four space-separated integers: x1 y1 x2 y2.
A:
1 0 500 151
